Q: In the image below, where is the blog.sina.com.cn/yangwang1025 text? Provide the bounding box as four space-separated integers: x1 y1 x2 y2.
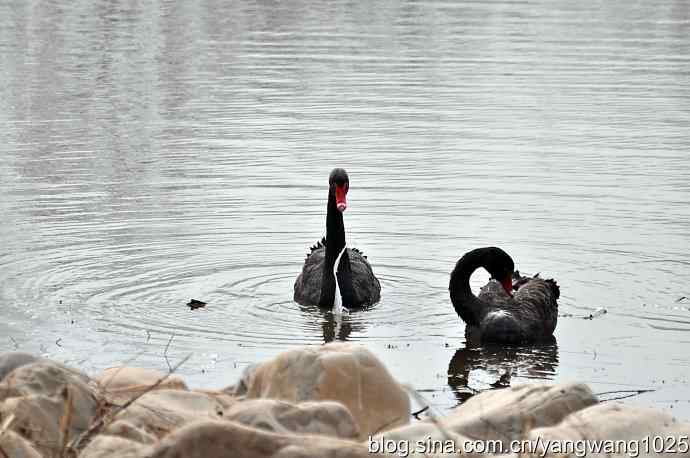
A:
367 435 690 457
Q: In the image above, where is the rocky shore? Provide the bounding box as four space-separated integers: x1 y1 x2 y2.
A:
0 343 688 457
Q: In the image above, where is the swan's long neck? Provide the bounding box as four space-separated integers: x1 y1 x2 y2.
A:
319 186 351 307
449 250 491 326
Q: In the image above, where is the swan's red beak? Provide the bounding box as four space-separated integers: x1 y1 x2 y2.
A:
335 185 347 212
501 276 514 297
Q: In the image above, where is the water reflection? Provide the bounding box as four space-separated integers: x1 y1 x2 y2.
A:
448 333 559 404
298 304 368 343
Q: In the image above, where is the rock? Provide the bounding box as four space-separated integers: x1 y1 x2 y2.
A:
449 382 597 443
0 429 43 458
78 435 149 458
103 420 157 444
230 364 257 397
0 394 96 457
0 360 96 403
375 383 597 455
529 402 690 457
240 343 410 439
0 361 101 456
366 429 478 458
0 352 43 383
226 399 359 439
148 420 372 458
112 389 233 438
96 367 188 399
192 389 237 410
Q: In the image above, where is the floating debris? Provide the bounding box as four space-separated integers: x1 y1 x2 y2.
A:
676 296 687 303
584 307 607 320
187 299 207 310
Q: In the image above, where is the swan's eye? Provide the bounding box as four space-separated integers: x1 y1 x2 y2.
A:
333 180 348 191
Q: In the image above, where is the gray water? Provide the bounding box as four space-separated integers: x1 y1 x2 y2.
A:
1 1 689 418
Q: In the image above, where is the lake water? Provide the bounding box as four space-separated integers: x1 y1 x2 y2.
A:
1 1 689 418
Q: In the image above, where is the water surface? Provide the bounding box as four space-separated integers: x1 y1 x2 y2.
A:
1 0 689 417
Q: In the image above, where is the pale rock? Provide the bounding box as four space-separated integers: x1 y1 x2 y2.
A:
230 363 257 396
0 429 43 458
0 360 95 402
192 389 237 411
528 402 690 457
240 343 410 439
103 419 157 444
96 367 188 399
450 382 597 443
112 389 230 438
0 394 95 457
226 399 359 439
0 361 100 456
78 434 149 458
0 352 43 383
374 383 597 457
148 419 373 458
367 423 482 458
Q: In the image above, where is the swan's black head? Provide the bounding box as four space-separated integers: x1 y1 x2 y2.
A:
329 168 349 212
481 247 515 296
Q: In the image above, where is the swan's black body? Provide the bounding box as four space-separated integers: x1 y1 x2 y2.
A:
293 169 380 309
449 247 559 344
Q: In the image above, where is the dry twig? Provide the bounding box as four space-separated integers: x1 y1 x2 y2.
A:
58 386 74 458
164 333 175 372
596 389 654 402
403 385 456 443
0 414 16 458
69 352 191 452
411 405 430 420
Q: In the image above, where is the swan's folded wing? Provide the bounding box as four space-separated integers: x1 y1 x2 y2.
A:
294 244 326 305
515 277 560 302
347 248 381 306
513 278 559 335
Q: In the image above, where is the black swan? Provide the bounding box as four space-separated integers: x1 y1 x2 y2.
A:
293 168 381 309
449 247 559 343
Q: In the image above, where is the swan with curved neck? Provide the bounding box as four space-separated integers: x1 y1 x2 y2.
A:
294 168 381 309
449 247 559 343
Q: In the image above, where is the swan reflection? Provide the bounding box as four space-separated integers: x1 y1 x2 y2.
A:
448 331 559 404
298 303 366 342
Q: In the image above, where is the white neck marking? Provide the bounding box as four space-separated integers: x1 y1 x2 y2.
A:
333 245 347 314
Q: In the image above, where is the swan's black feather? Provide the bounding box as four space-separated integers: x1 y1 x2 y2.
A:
475 275 558 343
294 245 380 307
306 237 327 258
450 248 559 344
303 238 371 263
